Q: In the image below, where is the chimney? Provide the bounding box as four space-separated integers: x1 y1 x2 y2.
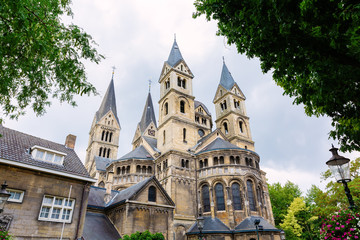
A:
104 171 114 204
65 134 76 149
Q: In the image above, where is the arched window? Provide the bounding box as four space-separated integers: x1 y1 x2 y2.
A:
148 166 152 173
180 101 185 113
214 157 218 165
231 183 242 210
116 167 121 175
182 79 186 89
122 166 126 174
163 130 166 145
98 181 105 188
183 128 186 142
230 156 235 164
148 186 156 202
105 131 109 141
177 77 181 87
257 186 263 206
186 160 189 168
235 156 240 164
181 159 185 168
107 148 110 158
136 165 141 173
215 183 225 211
199 160 203 169
223 100 227 109
249 159 253 167
101 131 105 141
202 185 210 212
220 156 224 165
247 180 256 211
164 102 168 115
99 147 103 157
256 161 259 169
204 158 208 167
245 157 249 166
126 166 130 174
142 166 146 173
223 122 228 134
109 132 113 142
180 65 183 71
220 103 224 111
239 121 243 133
102 148 107 157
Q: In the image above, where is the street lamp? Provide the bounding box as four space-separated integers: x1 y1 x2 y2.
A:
254 219 262 240
0 181 11 214
280 229 286 240
196 212 204 240
326 145 356 210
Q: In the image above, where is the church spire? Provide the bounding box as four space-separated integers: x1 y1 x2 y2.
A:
219 61 236 91
139 91 157 133
95 76 120 126
167 38 184 67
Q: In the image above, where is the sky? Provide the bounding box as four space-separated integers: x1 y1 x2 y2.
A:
3 0 359 193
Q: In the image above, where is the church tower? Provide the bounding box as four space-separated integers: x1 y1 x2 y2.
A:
213 61 255 150
85 74 121 183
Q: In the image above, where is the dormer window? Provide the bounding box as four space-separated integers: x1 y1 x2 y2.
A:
31 146 66 165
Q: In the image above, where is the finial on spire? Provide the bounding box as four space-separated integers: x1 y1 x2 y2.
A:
222 56 225 63
174 33 176 41
111 66 116 80
148 79 152 93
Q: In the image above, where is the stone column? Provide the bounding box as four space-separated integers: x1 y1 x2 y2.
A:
209 187 215 218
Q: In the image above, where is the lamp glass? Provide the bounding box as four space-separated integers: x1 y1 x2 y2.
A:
197 216 204 231
328 162 351 183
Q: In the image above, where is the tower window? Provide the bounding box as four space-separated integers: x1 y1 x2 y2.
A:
126 166 130 173
181 65 183 71
181 159 185 168
230 156 235 164
163 130 166 145
102 148 107 157
219 156 224 165
164 102 168 115
195 116 199 123
215 183 225 211
137 165 141 173
223 100 227 109
257 186 263 206
235 156 240 164
107 149 110 158
186 160 189 168
204 158 208 167
202 185 210 212
232 183 242 210
182 79 186 89
247 180 256 211
142 166 146 173
202 118 206 125
256 161 259 169
223 122 228 134
117 167 121 175
178 77 181 87
109 132 113 142
239 121 243 133
105 131 109 142
199 160 203 169
165 79 170 89
101 131 105 141
99 147 103 157
234 99 240 109
183 128 186 142
148 166 152 174
213 157 218 165
148 186 156 202
180 101 185 113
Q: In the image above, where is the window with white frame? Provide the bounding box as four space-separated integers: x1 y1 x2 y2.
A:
31 146 66 165
38 195 75 223
7 189 25 203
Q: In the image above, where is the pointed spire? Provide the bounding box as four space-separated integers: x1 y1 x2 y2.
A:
96 77 120 126
139 92 157 133
219 61 236 90
167 37 184 67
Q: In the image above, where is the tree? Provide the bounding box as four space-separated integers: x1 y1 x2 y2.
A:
193 0 360 152
0 0 103 122
120 230 165 240
268 181 302 227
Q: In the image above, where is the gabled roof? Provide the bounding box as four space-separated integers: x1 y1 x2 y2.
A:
143 136 159 153
87 186 118 209
0 125 91 179
187 217 231 234
234 216 280 232
219 62 236 91
94 156 111 171
194 100 211 116
167 39 184 67
117 145 153 161
139 92 157 133
95 79 120 126
198 137 241 153
83 212 121 240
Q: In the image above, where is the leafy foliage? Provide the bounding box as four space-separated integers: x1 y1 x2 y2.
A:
0 0 103 122
268 181 302 227
120 230 165 240
194 0 360 152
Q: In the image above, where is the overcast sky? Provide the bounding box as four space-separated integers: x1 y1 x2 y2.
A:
3 0 358 193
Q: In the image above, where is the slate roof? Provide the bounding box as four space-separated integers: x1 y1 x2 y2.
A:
87 186 119 209
117 145 153 161
83 212 121 240
94 156 111 171
199 137 240 153
187 217 231 234
139 92 157 133
167 39 184 67
194 100 211 116
0 125 91 179
219 62 236 91
95 79 120 126
143 136 159 153
234 216 280 232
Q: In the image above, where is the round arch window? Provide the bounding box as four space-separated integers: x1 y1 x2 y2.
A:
198 129 205 137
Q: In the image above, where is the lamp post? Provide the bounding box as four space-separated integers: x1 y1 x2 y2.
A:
196 212 204 240
0 181 11 214
326 145 356 210
254 219 262 240
280 229 286 240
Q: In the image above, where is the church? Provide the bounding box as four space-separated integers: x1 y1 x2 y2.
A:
83 39 281 240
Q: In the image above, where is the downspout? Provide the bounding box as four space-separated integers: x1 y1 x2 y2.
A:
75 182 91 239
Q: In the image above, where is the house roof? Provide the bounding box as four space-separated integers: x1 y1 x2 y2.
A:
94 156 111 171
167 39 184 67
83 212 121 240
139 92 157 133
187 217 231 234
219 62 236 91
117 145 153 161
234 216 280 232
95 79 120 126
0 125 91 179
194 100 211 116
87 186 118 209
